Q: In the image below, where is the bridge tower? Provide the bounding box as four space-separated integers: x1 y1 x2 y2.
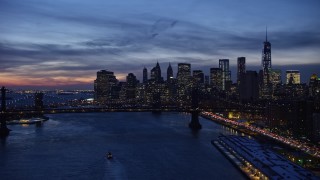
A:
34 92 44 118
35 92 44 110
189 88 202 130
0 86 10 137
152 92 162 114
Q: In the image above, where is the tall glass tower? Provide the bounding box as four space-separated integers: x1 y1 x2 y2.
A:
262 28 271 86
177 63 191 82
143 67 148 83
219 59 231 91
150 62 162 83
167 62 173 81
177 63 191 100
210 68 222 90
260 28 273 99
94 70 118 103
237 57 246 85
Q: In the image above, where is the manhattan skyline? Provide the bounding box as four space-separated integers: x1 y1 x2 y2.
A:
1 0 320 89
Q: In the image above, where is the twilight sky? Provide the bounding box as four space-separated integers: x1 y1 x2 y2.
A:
1 0 320 89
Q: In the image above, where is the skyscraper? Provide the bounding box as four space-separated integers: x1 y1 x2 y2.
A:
260 29 276 99
177 63 191 82
177 63 191 102
193 70 204 84
219 59 231 91
150 62 162 83
237 57 246 85
261 28 272 99
270 69 282 85
94 70 118 103
126 73 138 99
210 68 222 90
286 70 300 84
143 67 148 83
167 63 173 81
262 28 272 86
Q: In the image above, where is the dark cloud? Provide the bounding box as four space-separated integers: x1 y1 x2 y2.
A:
272 31 320 50
149 19 178 38
1 0 320 88
0 42 121 69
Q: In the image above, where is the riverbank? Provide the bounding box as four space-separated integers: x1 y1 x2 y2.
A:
201 111 320 176
200 111 320 158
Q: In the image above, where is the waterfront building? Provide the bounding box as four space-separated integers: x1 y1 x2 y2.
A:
150 62 162 83
237 57 246 86
167 63 173 82
210 68 223 90
126 73 138 100
166 77 178 104
135 83 147 105
94 70 118 103
143 67 148 83
148 60 166 105
176 63 192 105
118 82 127 103
219 59 231 91
162 63 177 105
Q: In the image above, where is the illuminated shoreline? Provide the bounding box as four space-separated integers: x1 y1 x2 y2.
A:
201 111 320 158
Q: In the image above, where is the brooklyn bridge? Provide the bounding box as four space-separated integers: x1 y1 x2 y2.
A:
0 86 265 136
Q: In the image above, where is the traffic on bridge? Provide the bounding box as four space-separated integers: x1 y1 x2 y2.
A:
202 111 320 159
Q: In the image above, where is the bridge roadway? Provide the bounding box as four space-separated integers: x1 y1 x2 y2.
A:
4 106 264 116
6 107 227 114
7 107 261 114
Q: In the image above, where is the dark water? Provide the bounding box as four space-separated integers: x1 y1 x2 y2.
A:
0 112 245 180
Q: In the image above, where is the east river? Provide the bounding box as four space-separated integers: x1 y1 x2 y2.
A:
0 112 245 180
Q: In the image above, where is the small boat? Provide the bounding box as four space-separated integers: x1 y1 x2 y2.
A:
107 152 113 159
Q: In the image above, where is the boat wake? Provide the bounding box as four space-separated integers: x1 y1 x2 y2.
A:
103 156 128 180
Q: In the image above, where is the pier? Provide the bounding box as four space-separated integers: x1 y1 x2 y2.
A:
213 135 318 180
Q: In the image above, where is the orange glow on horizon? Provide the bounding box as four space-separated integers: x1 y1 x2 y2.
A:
115 73 127 81
0 74 95 87
1 71 130 88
